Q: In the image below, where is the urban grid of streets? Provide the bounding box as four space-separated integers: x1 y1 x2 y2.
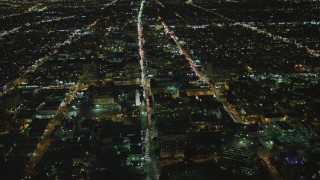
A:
1 0 319 179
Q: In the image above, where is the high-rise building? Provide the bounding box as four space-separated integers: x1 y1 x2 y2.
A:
135 89 141 106
203 63 230 82
221 125 257 177
83 63 97 82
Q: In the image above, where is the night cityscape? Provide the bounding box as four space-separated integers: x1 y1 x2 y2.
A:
0 0 319 179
